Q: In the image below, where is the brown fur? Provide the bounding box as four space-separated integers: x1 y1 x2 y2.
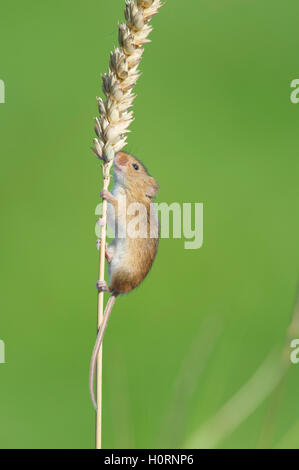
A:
90 151 159 409
110 151 159 294
111 237 158 293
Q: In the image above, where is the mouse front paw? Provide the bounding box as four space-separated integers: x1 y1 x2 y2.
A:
97 216 106 226
100 189 117 207
96 240 112 263
100 189 111 201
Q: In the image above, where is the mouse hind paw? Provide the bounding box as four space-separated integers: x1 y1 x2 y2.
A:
96 280 112 293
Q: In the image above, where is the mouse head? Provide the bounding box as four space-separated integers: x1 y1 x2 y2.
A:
114 152 159 201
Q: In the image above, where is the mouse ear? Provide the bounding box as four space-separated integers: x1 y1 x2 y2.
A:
146 177 159 199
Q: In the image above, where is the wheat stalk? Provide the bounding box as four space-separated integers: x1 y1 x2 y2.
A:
92 0 162 450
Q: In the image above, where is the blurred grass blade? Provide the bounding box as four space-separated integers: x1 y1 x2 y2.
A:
184 350 285 449
275 418 299 449
159 316 223 447
185 286 299 449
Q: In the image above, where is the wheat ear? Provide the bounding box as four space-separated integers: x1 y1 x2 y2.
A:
92 0 162 164
92 0 162 450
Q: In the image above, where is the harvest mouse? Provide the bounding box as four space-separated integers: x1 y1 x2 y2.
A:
89 151 159 409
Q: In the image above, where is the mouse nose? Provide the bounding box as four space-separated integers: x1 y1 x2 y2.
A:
116 152 128 166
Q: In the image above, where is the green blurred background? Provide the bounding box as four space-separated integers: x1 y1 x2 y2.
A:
0 0 298 449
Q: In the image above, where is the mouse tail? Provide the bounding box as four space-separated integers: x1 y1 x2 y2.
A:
89 292 118 410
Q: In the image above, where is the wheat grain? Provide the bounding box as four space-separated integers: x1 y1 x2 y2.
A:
92 0 162 163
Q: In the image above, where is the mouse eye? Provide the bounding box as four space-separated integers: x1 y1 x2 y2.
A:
132 163 139 171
